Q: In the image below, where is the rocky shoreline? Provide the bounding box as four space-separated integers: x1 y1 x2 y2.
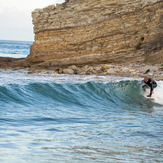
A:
0 57 162 80
1 63 162 81
28 64 163 80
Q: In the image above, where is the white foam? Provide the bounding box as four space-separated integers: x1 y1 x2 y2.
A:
0 53 27 58
0 70 133 86
143 81 163 105
152 81 163 105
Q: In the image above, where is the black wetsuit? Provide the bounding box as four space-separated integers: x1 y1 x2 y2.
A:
142 78 157 96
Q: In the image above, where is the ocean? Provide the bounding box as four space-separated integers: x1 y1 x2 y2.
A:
0 40 32 58
0 40 163 162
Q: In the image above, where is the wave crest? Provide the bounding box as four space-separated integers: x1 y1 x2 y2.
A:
1 80 162 109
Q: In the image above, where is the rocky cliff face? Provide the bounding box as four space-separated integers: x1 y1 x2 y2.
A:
28 0 163 67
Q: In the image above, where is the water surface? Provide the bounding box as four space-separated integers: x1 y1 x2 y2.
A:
0 71 162 162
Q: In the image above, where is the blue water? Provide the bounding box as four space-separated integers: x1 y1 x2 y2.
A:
0 40 32 58
0 41 163 162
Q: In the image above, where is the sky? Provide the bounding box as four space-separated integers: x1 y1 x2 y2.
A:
0 0 65 41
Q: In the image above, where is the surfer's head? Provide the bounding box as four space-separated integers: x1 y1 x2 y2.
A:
144 77 149 82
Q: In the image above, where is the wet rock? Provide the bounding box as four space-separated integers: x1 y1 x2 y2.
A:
106 68 115 74
101 65 110 71
79 71 86 75
27 68 36 74
93 66 101 71
82 65 90 71
68 65 81 74
63 68 74 74
53 71 59 74
114 68 120 73
58 68 63 74
121 67 130 73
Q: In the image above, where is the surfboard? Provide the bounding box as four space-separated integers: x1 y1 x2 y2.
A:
143 88 154 99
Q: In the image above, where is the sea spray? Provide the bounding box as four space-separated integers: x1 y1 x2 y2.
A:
153 81 163 105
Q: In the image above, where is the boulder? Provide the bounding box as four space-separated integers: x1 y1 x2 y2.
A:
68 65 81 74
63 68 74 74
58 68 63 74
114 68 120 73
121 67 130 73
101 65 110 71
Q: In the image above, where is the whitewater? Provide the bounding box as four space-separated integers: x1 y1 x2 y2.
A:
0 40 163 162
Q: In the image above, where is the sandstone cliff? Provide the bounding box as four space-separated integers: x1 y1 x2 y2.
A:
28 0 163 67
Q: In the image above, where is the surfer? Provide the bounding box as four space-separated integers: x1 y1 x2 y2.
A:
142 77 157 97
